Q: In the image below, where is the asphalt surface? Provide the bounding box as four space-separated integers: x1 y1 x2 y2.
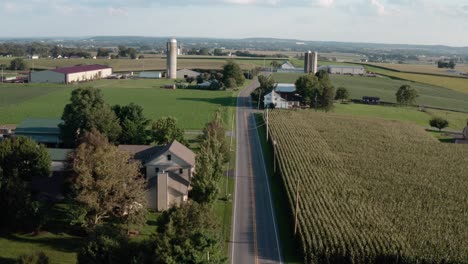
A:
230 79 282 264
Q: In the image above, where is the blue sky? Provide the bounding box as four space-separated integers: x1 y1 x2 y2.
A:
1 0 467 46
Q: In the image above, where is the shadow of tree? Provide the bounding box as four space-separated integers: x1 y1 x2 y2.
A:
0 233 83 253
0 257 16 264
177 96 236 107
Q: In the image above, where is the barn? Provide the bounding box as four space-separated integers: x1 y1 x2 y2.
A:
30 64 113 84
326 65 365 75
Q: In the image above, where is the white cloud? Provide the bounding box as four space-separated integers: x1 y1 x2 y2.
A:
370 0 388 15
223 0 280 5
316 0 334 8
108 7 128 16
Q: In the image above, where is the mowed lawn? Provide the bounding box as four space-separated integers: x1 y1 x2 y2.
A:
273 72 468 112
0 79 244 129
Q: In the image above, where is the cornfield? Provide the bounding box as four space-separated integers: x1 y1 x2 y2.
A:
267 110 468 263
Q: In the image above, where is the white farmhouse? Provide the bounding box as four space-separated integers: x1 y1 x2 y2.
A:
264 90 289 109
30 64 112 84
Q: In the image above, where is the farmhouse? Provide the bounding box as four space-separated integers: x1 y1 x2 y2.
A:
177 69 200 79
30 64 112 84
264 83 300 109
326 65 365 75
14 118 62 147
119 140 195 211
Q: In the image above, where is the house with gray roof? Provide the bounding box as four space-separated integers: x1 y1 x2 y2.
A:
119 140 196 211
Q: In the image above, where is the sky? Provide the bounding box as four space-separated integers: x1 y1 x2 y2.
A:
0 0 467 47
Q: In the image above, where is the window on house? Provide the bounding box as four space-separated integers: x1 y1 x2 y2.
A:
155 167 160 174
167 154 172 161
179 168 183 174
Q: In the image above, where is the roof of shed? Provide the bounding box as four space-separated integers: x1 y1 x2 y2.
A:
275 83 296 93
52 64 111 74
15 118 62 134
47 148 73 161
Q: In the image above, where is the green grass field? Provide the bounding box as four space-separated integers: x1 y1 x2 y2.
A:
0 79 250 129
332 103 468 131
273 72 468 112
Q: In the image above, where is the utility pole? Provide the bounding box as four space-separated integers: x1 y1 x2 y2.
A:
273 140 277 174
226 113 234 199
266 107 269 141
294 178 300 236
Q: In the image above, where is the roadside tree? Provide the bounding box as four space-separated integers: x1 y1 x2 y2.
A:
222 61 245 87
150 202 226 264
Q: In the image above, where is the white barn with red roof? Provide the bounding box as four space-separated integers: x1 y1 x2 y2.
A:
30 64 112 84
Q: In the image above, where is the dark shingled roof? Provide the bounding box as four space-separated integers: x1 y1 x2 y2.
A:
51 64 111 74
118 140 195 166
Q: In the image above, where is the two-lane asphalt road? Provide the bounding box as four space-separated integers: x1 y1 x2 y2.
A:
230 79 282 264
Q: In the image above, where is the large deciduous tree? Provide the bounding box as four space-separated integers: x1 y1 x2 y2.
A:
396 85 419 105
0 137 51 229
60 87 121 147
71 129 147 231
112 103 150 145
222 61 245 87
295 74 319 108
429 117 449 131
150 202 226 264
150 116 187 145
295 71 335 110
335 87 350 102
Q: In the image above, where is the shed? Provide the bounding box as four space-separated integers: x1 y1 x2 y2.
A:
30 64 112 84
177 69 200 79
139 71 162 79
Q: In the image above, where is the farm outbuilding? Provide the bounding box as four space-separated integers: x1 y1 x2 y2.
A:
177 69 200 79
139 71 162 79
14 118 63 147
30 64 112 84
327 65 365 75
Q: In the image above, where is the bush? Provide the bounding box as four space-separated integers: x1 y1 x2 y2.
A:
17 252 49 264
224 78 237 88
335 87 349 102
429 117 449 131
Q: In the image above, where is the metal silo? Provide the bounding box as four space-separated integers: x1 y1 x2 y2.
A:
166 38 178 79
304 51 318 74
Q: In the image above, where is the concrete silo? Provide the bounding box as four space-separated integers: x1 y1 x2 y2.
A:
304 51 318 74
166 38 178 79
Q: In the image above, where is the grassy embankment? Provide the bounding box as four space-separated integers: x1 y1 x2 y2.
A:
254 114 302 264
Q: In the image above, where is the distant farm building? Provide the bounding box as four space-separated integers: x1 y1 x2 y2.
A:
14 118 62 147
30 64 112 84
177 69 200 79
326 65 365 75
139 71 162 79
280 61 296 70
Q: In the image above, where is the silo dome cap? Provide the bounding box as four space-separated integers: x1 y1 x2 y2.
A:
168 38 177 43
